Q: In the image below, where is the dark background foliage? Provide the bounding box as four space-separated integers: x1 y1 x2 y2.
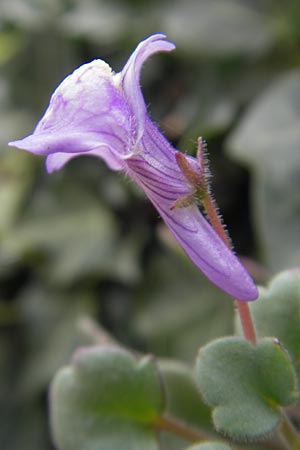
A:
0 0 300 449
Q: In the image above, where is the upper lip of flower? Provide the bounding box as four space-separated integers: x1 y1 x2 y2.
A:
8 33 258 302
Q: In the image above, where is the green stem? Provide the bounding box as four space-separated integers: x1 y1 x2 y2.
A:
278 412 300 450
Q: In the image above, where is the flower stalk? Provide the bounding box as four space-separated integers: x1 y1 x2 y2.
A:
204 189 256 344
278 412 300 450
195 138 257 345
154 416 209 442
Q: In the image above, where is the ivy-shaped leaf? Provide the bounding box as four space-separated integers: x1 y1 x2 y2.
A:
50 346 164 450
196 337 298 440
250 270 300 382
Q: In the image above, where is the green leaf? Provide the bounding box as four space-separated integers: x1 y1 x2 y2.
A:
159 359 211 431
249 270 300 382
50 346 164 450
17 284 96 396
0 150 35 238
227 69 300 271
0 0 64 29
3 203 140 284
0 31 23 65
184 443 232 450
196 337 298 440
132 252 233 361
59 0 129 45
158 0 272 57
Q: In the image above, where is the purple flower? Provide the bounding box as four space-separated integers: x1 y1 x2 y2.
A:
9 34 257 301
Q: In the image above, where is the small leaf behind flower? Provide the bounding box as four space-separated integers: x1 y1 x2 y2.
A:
50 346 164 450
159 359 212 433
250 270 300 382
227 69 300 271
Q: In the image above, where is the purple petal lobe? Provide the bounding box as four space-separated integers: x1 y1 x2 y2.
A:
35 60 131 145
46 152 75 172
119 34 175 142
46 145 124 173
9 59 133 170
10 130 126 170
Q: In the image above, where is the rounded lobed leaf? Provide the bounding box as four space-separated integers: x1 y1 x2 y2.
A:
250 270 300 382
195 337 298 441
50 345 164 450
158 359 211 431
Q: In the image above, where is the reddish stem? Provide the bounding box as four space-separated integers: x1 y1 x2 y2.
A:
154 416 208 442
235 301 256 345
203 194 256 345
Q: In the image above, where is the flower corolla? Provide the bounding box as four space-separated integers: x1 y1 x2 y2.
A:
9 34 258 301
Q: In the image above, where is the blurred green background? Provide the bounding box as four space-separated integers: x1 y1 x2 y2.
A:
1 0 300 449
